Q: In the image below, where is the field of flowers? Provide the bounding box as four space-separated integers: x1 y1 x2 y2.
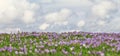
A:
0 31 120 56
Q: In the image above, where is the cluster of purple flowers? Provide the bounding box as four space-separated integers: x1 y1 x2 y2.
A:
0 31 120 56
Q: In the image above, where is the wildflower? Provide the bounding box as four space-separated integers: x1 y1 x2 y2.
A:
15 51 19 54
7 47 12 52
70 47 74 51
39 45 44 48
50 49 56 53
72 52 76 55
34 48 39 53
44 49 50 53
79 52 82 56
19 51 24 54
62 49 68 55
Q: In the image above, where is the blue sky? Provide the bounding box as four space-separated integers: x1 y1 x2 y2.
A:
0 0 120 33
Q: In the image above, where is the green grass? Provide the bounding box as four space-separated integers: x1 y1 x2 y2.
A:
0 33 120 56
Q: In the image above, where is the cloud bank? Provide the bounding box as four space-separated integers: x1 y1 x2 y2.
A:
0 0 120 33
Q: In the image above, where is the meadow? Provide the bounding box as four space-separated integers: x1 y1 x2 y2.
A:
0 31 120 56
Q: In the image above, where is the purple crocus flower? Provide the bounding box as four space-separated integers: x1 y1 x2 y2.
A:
72 52 76 55
23 45 27 54
15 51 19 54
62 49 68 55
7 46 12 52
20 45 27 54
34 48 39 53
50 49 56 53
79 52 82 56
96 51 105 56
44 49 50 53
4 46 8 50
116 47 120 52
0 48 5 52
39 45 44 48
19 51 24 54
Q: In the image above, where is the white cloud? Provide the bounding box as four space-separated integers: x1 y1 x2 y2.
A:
44 8 71 24
0 0 120 33
108 17 120 30
0 0 17 23
56 0 93 6
63 21 68 25
22 10 35 24
54 21 68 25
92 0 116 18
77 20 85 27
59 30 80 33
98 20 105 26
0 0 39 24
39 0 53 3
39 23 50 30
0 28 21 33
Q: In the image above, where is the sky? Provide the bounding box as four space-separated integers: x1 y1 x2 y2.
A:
0 0 120 33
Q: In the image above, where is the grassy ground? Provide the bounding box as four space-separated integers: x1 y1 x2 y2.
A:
0 32 120 56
